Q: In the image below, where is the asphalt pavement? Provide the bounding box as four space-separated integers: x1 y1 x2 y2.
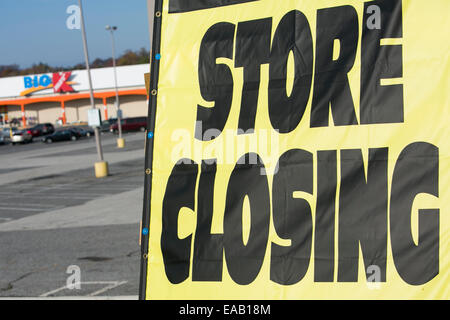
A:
0 131 145 298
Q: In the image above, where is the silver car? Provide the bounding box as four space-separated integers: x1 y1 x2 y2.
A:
10 128 32 145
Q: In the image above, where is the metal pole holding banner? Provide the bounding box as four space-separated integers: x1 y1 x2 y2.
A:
139 0 159 300
105 25 125 148
78 0 108 178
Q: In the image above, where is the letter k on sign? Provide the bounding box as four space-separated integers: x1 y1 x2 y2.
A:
53 72 74 93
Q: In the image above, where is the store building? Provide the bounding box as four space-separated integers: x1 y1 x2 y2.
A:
0 64 149 126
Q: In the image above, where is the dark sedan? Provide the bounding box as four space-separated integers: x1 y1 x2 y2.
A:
43 130 78 143
69 126 94 138
100 119 117 132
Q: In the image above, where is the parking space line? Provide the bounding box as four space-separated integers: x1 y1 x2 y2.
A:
40 281 128 297
40 284 74 297
88 281 128 296
0 206 46 212
66 186 136 190
45 193 117 197
0 202 60 208
29 184 133 189
0 195 98 200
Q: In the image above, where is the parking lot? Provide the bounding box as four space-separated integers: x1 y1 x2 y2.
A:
0 131 145 298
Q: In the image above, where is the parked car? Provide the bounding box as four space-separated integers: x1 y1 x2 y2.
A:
110 117 147 133
0 128 11 145
26 123 55 138
100 119 117 132
43 130 78 143
69 126 94 138
11 129 32 145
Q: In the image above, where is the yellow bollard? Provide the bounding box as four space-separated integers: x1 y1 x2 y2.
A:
117 138 125 148
95 161 109 178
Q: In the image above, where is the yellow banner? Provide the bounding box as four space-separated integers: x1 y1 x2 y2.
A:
141 0 450 299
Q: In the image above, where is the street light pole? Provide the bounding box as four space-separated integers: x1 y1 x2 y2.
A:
106 25 124 148
78 0 108 177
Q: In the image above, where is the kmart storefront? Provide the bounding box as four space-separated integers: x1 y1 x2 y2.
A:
0 64 149 126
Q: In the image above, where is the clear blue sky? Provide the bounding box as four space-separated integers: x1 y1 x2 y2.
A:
0 0 150 68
